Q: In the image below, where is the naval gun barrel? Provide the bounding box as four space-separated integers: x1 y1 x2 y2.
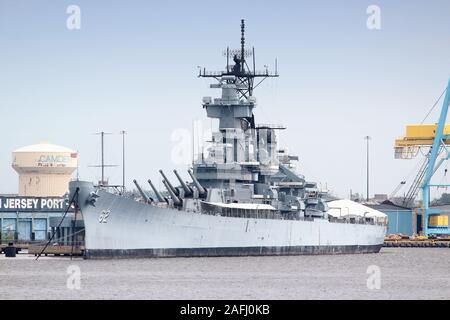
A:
159 170 179 196
173 169 192 195
133 179 152 203
188 169 206 196
162 180 181 206
148 179 165 203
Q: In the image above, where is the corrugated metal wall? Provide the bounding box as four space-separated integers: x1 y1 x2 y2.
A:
384 210 413 235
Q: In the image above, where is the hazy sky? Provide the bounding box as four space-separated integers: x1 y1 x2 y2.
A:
1 0 450 199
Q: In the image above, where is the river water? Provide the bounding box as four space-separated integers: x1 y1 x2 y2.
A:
0 248 449 300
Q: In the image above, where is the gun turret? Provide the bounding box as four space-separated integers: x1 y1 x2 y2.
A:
188 169 207 197
148 179 166 203
133 179 152 203
163 179 181 206
159 170 179 196
173 169 192 196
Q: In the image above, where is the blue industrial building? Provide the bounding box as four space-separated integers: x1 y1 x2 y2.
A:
367 201 415 235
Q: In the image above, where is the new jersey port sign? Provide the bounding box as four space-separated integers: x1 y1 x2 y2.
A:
0 197 67 212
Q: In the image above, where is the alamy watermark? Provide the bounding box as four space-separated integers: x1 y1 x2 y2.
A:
170 119 279 172
66 264 81 290
66 5 81 30
366 265 381 290
367 5 381 30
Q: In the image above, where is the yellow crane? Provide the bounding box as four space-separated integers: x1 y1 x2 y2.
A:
395 82 450 235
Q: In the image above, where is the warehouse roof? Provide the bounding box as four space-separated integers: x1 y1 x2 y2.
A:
327 199 387 218
366 200 412 211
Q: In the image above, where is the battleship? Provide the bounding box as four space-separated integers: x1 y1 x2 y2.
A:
69 20 387 259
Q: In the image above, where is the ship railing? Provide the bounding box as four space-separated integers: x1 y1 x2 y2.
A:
199 70 278 77
202 207 283 220
328 216 385 226
202 208 314 222
198 204 385 225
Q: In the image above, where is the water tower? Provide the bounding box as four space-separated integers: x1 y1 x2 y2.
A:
12 142 78 196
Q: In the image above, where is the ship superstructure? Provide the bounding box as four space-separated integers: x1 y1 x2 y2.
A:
154 20 328 220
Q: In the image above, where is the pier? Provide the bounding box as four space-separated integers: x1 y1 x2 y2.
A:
28 244 84 256
384 240 450 248
1 242 84 257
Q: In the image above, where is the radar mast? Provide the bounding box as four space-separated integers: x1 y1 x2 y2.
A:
198 19 279 99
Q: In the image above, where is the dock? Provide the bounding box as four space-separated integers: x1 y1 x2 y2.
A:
28 245 84 256
384 240 450 247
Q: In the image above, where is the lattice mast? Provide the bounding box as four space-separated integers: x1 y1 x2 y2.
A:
198 19 278 99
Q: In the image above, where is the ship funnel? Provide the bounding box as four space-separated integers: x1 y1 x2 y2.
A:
188 169 206 196
173 169 192 196
163 179 181 206
133 179 152 203
159 170 179 196
148 179 165 203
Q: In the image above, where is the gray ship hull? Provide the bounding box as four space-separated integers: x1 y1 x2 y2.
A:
73 182 386 259
85 245 383 259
